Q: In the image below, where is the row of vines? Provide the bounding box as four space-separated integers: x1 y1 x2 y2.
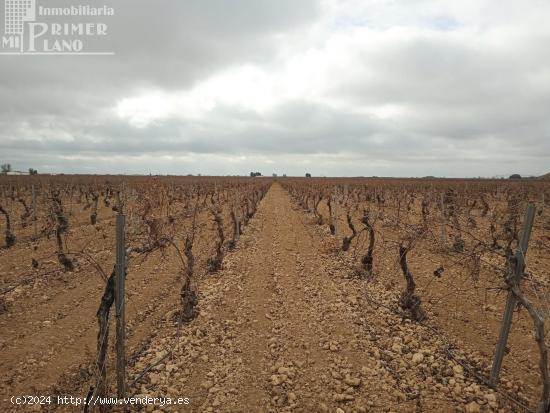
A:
282 178 550 412
0 175 269 410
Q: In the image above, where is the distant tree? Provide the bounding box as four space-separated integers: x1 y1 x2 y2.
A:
272 173 277 177
305 173 312 178
250 172 262 177
1 163 11 174
509 174 522 180
28 168 38 175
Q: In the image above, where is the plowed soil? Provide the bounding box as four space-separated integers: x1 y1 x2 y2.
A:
113 184 516 413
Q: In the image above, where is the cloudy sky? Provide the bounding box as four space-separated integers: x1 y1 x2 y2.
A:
1 0 549 177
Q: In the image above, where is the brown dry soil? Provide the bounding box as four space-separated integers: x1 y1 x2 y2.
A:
313 188 549 406
0 199 226 412
110 183 516 413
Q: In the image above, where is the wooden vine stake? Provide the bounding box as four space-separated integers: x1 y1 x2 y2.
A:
333 187 338 237
115 211 126 398
439 193 446 248
490 204 535 386
235 191 241 240
31 184 37 240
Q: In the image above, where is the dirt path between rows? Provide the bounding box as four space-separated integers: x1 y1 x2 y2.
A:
125 183 507 413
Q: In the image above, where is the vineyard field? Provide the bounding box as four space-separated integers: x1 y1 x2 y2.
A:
0 175 549 413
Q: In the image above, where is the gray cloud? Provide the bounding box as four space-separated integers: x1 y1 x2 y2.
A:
0 0 549 177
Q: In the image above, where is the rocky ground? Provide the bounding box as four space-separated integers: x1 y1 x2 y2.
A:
117 184 520 413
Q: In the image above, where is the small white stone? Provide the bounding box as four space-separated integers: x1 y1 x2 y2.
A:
412 352 424 364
